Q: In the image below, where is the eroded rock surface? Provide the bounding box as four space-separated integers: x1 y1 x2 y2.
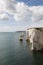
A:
28 28 43 51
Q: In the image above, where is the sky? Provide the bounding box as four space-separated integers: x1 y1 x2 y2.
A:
0 0 43 32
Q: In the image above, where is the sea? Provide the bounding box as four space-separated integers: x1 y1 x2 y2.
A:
0 32 43 65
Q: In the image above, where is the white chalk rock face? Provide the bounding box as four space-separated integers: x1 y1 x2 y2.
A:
28 28 43 51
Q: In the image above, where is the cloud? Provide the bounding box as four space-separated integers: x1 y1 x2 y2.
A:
0 0 16 20
14 3 43 22
0 13 9 20
0 0 43 22
14 2 32 22
30 6 43 22
0 0 16 14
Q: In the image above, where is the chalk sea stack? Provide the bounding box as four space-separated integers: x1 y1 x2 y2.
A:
26 28 43 51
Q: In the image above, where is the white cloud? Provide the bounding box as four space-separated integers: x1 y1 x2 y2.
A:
14 2 32 22
14 3 43 22
0 0 43 23
0 13 9 20
30 6 43 22
0 0 16 14
0 0 16 20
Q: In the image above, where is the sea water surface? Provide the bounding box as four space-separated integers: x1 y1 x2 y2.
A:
0 32 43 65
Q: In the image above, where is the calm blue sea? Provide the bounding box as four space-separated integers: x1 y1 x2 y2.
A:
0 32 43 65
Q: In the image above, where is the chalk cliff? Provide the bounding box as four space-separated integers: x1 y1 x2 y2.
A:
28 28 43 51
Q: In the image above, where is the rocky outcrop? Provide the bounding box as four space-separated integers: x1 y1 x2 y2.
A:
28 28 43 51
